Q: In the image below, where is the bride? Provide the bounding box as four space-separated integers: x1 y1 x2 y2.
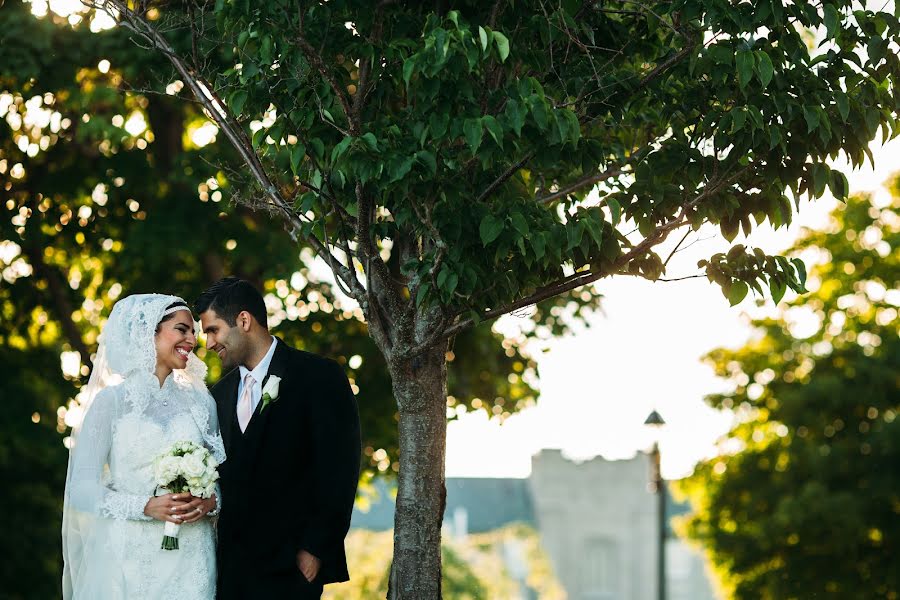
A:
62 293 225 599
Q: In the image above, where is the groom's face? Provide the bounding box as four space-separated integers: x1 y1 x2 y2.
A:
200 309 250 371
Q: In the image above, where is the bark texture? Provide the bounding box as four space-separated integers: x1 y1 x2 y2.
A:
387 344 449 599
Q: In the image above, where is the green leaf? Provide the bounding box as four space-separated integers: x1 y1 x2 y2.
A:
388 156 415 183
791 257 807 287
532 234 546 260
429 112 450 139
829 170 849 200
478 26 489 51
228 90 248 116
708 44 733 65
511 212 529 236
755 51 774 88
259 35 273 64
240 61 259 81
529 97 549 130
492 31 510 62
608 198 622 224
360 132 378 151
309 138 325 162
403 57 416 87
770 277 786 304
835 93 850 122
446 272 459 296
331 136 352 163
803 106 820 133
464 118 483 153
736 50 754 89
479 214 504 246
290 143 306 176
824 4 841 38
252 127 267 149
504 99 525 136
554 111 570 144
566 220 585 250
721 219 739 242
295 191 316 212
769 127 782 149
415 282 430 308
731 109 747 134
811 164 827 198
415 150 437 176
728 281 749 306
482 115 503 148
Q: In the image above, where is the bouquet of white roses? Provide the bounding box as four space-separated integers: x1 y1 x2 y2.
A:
152 440 220 550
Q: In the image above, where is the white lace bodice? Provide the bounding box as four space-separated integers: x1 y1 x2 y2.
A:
63 372 224 599
67 372 225 521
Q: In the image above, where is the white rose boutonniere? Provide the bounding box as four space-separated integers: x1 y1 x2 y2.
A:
260 375 281 412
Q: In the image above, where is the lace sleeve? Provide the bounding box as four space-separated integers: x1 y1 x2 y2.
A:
206 483 222 517
67 389 152 521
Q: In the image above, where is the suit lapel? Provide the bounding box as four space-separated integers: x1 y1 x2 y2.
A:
241 338 290 464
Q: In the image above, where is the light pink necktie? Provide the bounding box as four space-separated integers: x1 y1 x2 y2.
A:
237 373 255 433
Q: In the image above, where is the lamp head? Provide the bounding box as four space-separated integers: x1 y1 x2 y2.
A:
644 410 666 427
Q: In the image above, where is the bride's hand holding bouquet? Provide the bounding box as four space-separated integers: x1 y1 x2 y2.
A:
150 441 220 550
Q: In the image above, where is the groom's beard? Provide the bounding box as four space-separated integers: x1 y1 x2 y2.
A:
220 328 256 371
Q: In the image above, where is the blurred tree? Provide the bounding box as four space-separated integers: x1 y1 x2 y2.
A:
323 525 563 599
676 190 900 599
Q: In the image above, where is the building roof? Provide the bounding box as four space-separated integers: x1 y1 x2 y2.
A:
351 477 535 533
352 476 690 536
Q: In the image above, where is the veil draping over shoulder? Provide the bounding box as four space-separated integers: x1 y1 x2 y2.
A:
61 293 221 598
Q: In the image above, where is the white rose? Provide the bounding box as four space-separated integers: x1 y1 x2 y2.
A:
261 375 281 399
154 456 181 485
181 453 206 479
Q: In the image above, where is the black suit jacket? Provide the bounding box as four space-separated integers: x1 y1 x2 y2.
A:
212 338 361 587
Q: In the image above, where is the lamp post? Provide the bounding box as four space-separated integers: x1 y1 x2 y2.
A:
644 409 666 600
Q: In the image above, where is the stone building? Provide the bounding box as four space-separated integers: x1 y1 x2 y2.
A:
351 450 719 600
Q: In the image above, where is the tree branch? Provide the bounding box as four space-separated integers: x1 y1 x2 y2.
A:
476 151 534 203
92 0 366 300
295 32 358 135
536 166 625 205
398 166 752 357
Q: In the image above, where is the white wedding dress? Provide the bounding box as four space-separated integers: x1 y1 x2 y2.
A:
62 294 225 600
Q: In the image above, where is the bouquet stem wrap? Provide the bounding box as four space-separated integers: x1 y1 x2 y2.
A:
153 441 220 552
162 521 181 550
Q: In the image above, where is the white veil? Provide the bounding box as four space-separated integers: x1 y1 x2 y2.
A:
61 293 221 598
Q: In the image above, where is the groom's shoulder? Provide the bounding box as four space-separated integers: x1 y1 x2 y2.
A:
209 367 240 398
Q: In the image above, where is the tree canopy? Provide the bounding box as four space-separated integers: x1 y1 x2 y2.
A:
5 0 900 595
677 189 900 599
0 1 591 596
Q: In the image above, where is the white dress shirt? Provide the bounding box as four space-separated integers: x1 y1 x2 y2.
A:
237 335 278 415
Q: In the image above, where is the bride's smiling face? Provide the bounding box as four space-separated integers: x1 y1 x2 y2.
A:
154 310 196 373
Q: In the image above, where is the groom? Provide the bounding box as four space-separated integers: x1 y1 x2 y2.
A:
196 277 361 599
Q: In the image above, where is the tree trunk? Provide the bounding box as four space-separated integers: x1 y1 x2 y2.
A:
387 343 448 599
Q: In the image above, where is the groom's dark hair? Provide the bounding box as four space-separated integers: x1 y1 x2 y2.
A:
195 277 268 329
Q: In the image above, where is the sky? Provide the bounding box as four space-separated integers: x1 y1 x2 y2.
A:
445 139 900 480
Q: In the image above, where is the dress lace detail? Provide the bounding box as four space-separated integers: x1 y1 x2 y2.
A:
62 294 223 600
